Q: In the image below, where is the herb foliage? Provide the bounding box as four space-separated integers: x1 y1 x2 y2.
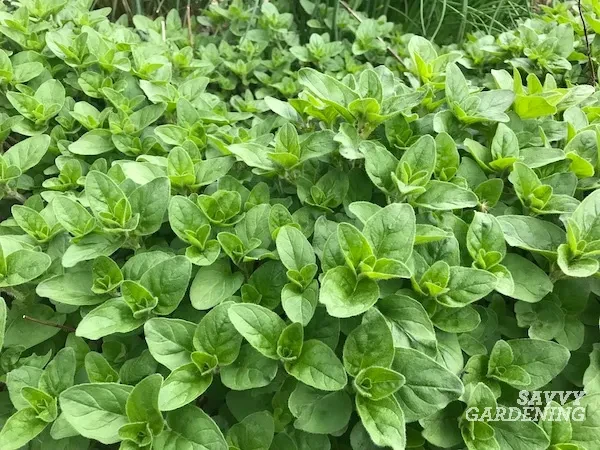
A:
1 1 600 450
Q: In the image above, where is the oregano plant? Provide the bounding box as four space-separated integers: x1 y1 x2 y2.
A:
1 1 600 449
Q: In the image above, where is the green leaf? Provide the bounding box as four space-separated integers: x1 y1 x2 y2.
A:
437 266 497 308
69 130 115 155
491 123 519 162
37 270 106 306
0 249 51 287
282 280 318 326
497 215 565 257
0 407 48 450
392 347 464 422
277 322 304 361
414 181 478 210
354 366 406 401
491 419 550 450
194 301 242 366
337 222 374 269
140 255 192 315
6 365 43 410
92 255 123 294
284 340 347 391
3 303 65 350
570 189 600 243
570 393 600 449
129 177 170 235
445 63 469 106
190 259 244 310
320 266 379 318
126 374 164 436
502 253 553 302
39 347 76 397
503 338 570 390
51 196 96 238
298 68 359 107
84 352 119 383
378 294 437 357
363 203 415 262
76 298 145 340
145 318 196 370
467 212 506 265
288 383 352 434
228 303 285 360
364 141 398 194
356 395 406 450
158 363 212 411
85 170 130 223
153 404 228 450
4 135 50 172
227 411 274 450
59 383 132 444
343 309 394 376
276 225 316 272
220 344 279 391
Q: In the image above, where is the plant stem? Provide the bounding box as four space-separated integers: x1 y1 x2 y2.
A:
187 1 194 47
121 0 133 17
339 0 403 63
578 0 596 86
332 0 340 41
6 190 26 203
431 0 447 42
22 315 76 333
382 0 391 18
457 0 468 42
112 0 118 20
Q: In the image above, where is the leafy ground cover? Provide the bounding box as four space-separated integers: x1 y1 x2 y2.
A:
2 0 600 449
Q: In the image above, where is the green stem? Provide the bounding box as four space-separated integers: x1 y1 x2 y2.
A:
431 0 447 41
457 0 469 42
332 0 340 40
382 0 391 18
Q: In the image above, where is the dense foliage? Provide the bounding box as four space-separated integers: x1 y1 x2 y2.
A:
3 0 600 449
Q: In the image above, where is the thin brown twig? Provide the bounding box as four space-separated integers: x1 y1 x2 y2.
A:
578 0 596 86
339 0 403 64
186 1 194 47
22 315 76 333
